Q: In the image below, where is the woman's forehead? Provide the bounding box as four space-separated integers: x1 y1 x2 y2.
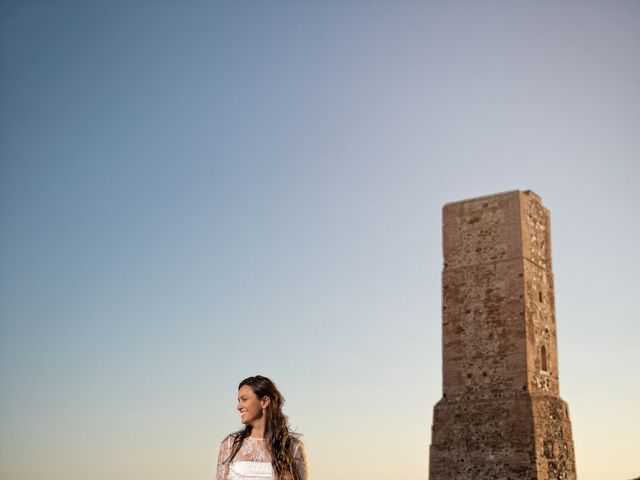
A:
238 384 256 396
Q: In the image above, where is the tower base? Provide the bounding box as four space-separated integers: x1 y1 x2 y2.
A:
429 393 576 480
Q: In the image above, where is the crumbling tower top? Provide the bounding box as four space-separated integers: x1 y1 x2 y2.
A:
441 190 559 398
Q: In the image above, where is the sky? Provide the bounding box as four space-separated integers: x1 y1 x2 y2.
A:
0 1 638 480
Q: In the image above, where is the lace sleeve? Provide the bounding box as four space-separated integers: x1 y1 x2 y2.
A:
215 435 234 480
292 440 309 480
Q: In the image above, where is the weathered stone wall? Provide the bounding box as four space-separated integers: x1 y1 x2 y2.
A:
429 190 576 480
520 193 559 397
430 395 536 479
442 259 527 396
532 396 577 480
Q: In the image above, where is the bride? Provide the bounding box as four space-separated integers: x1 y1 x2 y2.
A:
216 375 308 480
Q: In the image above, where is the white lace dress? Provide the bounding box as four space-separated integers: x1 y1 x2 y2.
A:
216 434 308 480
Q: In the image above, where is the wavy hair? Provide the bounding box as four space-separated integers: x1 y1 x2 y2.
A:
226 375 301 480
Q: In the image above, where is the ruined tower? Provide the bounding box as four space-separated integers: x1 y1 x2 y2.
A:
429 190 577 480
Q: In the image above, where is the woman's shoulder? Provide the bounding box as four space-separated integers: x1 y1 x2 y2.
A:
289 432 304 444
288 432 306 453
220 432 241 447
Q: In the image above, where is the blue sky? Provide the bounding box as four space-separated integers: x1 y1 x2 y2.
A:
1 2 639 480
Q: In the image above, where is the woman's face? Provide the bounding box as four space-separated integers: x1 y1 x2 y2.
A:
237 384 267 425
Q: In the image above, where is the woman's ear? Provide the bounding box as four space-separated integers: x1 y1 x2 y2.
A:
261 396 271 409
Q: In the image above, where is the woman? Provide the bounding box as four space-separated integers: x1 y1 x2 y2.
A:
216 375 308 480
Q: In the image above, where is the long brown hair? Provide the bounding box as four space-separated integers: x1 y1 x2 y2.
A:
226 375 301 480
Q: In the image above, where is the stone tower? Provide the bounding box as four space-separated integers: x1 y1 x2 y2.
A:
429 190 576 480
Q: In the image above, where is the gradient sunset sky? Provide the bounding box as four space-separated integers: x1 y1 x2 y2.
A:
1 2 639 480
